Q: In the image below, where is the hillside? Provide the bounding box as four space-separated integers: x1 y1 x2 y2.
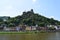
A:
0 9 60 27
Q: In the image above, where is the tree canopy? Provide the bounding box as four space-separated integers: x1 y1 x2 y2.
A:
0 9 60 27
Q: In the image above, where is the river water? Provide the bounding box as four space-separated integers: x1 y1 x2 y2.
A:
0 32 60 40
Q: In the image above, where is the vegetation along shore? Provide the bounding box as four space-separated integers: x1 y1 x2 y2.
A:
0 9 60 33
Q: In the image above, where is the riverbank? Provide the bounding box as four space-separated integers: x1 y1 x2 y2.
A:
0 30 48 34
0 30 57 34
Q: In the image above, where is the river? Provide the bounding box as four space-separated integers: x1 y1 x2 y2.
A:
0 32 60 40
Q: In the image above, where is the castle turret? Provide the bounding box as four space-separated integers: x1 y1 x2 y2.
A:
31 9 34 13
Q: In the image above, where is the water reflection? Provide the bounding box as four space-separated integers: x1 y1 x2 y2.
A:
47 32 60 40
0 32 60 40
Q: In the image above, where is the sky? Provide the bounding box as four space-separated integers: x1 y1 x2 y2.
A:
0 0 60 21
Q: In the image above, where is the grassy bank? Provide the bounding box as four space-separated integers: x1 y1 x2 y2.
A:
0 30 58 34
0 31 47 34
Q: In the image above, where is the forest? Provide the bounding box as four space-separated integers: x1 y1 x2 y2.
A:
0 9 60 27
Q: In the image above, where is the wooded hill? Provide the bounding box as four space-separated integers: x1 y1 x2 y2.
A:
0 9 60 27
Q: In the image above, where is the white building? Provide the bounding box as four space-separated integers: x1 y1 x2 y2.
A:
47 25 60 30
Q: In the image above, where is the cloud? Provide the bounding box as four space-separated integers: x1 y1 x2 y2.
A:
5 5 13 10
49 16 55 19
32 0 37 3
0 5 16 17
